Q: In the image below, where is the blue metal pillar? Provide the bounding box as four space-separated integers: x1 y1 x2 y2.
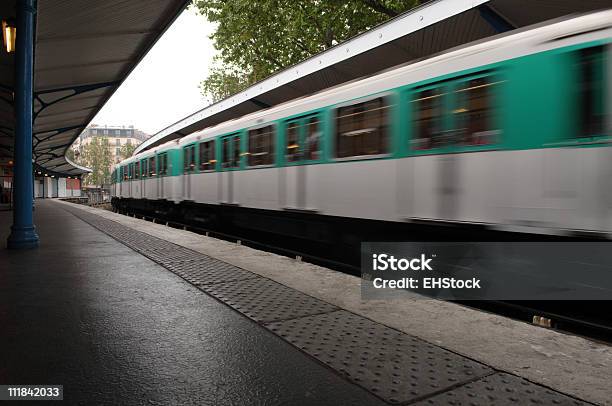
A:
7 0 39 249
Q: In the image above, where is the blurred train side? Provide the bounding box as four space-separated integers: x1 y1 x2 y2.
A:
111 11 612 239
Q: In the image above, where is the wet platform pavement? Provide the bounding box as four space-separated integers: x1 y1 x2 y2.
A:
0 200 600 405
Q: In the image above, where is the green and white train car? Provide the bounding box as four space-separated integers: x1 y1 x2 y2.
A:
112 10 612 238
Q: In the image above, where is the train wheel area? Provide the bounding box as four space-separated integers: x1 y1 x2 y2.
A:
34 198 609 406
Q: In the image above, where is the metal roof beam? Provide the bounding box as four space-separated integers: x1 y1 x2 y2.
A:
36 29 160 43
34 124 85 144
36 59 133 72
33 81 119 120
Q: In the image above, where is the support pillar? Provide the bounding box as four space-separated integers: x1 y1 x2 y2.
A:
7 0 39 249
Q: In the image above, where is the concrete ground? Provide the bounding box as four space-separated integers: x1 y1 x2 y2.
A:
0 201 385 405
56 199 612 406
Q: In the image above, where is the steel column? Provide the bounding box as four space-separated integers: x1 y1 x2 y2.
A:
7 0 39 249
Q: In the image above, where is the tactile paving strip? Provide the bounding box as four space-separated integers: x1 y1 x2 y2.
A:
412 372 587 406
266 310 492 404
164 258 259 286
203 277 339 323
64 208 258 287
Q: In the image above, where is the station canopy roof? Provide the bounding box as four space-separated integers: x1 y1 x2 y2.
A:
0 0 189 176
137 0 611 155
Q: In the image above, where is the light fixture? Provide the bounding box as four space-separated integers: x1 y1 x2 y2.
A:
2 19 16 53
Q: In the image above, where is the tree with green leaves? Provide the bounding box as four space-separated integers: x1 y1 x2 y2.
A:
194 0 421 102
120 143 136 160
80 137 113 187
65 147 76 163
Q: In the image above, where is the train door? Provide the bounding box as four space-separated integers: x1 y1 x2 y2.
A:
134 160 141 198
140 159 146 198
183 144 196 200
283 115 321 209
220 133 240 204
120 165 124 197
157 153 167 199
128 163 134 197
122 166 126 197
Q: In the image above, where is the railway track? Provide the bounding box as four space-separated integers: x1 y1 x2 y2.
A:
118 208 612 344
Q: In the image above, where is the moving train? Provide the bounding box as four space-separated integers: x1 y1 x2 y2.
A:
111 11 612 242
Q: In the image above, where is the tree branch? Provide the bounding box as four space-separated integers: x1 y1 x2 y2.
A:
361 0 399 17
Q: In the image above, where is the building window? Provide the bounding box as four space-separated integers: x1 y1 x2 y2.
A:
412 89 444 150
453 76 500 145
248 125 275 166
104 129 108 135
127 139 132 145
336 97 389 158
116 138 120 146
115 129 120 135
116 147 121 155
199 140 216 171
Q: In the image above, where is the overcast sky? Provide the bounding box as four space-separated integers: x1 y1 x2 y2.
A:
91 7 216 135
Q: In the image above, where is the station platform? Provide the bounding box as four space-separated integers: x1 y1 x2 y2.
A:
1 199 610 405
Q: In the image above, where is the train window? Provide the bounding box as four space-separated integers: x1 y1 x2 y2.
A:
199 140 216 171
336 97 389 158
454 77 500 145
233 137 240 167
148 156 156 176
134 161 140 179
248 125 275 166
286 122 300 162
306 117 321 160
221 134 240 169
284 115 322 163
141 159 147 178
576 45 606 137
183 145 196 173
158 153 168 176
412 89 444 150
222 138 231 168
